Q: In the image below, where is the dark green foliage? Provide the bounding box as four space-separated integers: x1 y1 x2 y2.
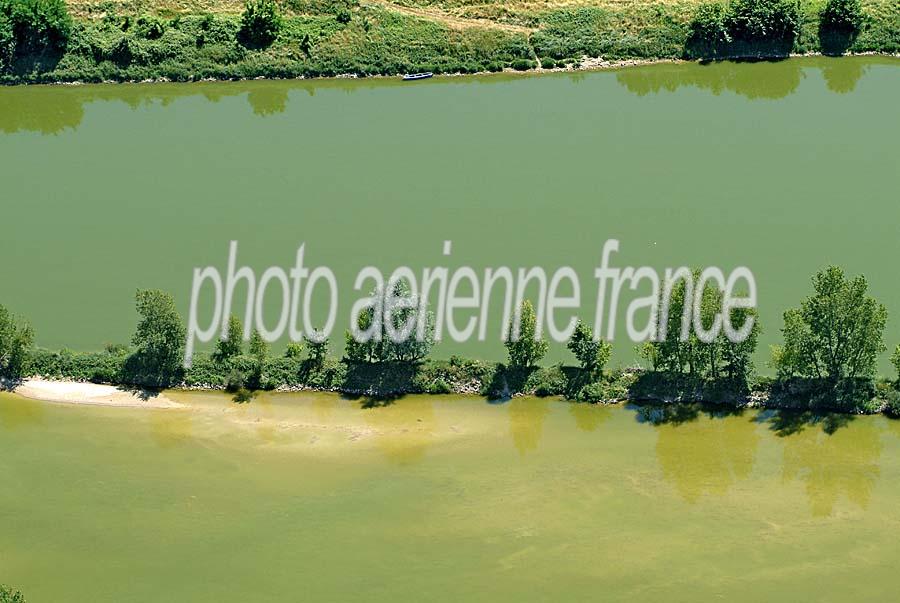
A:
525 365 568 397
213 314 244 362
892 344 900 386
566 320 611 377
0 0 895 84
0 585 25 603
686 0 802 58
344 281 434 364
504 300 548 368
774 266 886 382
25 347 127 384
768 376 878 413
639 271 759 386
0 303 33 379
686 3 731 58
304 334 328 369
239 0 282 48
0 0 71 72
540 56 555 68
884 389 900 418
126 289 186 387
135 15 165 40
819 0 864 54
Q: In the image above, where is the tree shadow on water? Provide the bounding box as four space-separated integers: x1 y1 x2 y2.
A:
755 409 856 437
626 401 747 427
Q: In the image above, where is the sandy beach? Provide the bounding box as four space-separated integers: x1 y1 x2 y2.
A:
12 379 183 409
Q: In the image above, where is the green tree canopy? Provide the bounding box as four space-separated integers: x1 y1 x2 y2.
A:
128 289 186 386
0 303 33 379
567 320 611 377
214 314 244 363
774 266 887 382
505 300 548 368
640 270 759 383
238 0 282 48
344 281 435 363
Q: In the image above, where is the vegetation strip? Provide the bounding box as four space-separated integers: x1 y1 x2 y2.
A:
0 0 896 84
2 265 900 416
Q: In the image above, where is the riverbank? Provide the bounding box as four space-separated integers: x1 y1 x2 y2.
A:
1 0 897 85
8 365 899 421
10 378 183 408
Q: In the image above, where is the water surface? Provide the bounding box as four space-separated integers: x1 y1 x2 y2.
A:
1 56 898 367
1 391 899 601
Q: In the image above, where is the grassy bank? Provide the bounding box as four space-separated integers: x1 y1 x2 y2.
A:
0 0 897 84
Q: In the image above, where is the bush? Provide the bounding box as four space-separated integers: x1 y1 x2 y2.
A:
540 57 555 68
884 389 900 418
686 0 801 58
0 584 25 603
686 3 730 58
0 0 71 70
525 365 567 397
510 58 534 71
819 0 864 54
135 15 165 40
239 0 282 48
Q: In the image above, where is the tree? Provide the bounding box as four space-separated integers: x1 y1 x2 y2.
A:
248 329 268 388
0 303 34 379
304 334 328 369
567 320 611 378
238 0 281 48
249 329 268 365
284 341 304 359
344 281 434 363
505 300 548 368
639 270 758 383
819 0 864 54
0 584 25 603
128 289 186 386
891 344 900 386
213 314 244 362
0 0 72 65
775 266 887 382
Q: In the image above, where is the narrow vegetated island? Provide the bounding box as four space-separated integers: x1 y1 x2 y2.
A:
3 265 900 418
0 0 895 84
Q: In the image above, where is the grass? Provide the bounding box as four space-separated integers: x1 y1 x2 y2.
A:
1 0 896 83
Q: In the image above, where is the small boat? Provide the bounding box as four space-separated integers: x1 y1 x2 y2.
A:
402 72 433 81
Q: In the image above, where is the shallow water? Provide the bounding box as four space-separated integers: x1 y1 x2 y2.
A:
1 57 899 367
2 391 899 601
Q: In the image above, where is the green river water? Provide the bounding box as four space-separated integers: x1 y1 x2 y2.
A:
2 390 900 601
1 57 900 601
1 56 899 366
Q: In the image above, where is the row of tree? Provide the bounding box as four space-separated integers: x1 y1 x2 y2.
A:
1 265 898 393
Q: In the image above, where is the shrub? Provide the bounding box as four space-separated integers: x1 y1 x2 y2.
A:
0 584 25 603
819 0 864 54
541 57 555 68
686 3 730 58
884 389 900 418
525 365 567 397
0 303 33 379
135 15 165 40
686 0 801 58
239 0 282 48
0 0 72 67
510 58 534 71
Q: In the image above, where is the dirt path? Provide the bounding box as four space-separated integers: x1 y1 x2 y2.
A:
362 0 536 34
